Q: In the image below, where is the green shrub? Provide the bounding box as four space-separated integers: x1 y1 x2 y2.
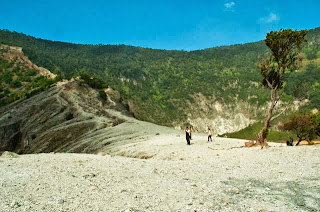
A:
25 88 41 98
88 77 108 89
80 72 108 89
24 69 38 76
80 72 91 83
11 79 22 88
280 113 319 145
1 71 13 84
99 90 107 101
3 88 9 96
20 75 31 82
12 66 20 73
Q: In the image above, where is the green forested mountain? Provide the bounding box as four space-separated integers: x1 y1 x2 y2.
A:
0 28 320 130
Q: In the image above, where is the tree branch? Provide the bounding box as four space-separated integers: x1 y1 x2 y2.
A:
270 104 290 122
266 78 273 89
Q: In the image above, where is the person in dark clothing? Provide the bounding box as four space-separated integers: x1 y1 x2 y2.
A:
185 127 191 145
207 128 212 142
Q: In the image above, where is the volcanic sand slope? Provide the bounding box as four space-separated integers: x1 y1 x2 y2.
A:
0 79 178 154
0 135 320 211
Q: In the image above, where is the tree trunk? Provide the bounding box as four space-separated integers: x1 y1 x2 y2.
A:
257 89 277 148
286 137 293 146
295 138 302 146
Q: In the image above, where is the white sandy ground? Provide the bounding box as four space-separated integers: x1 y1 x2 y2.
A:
0 133 320 212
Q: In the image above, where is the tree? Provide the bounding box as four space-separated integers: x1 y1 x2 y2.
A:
257 29 308 147
280 113 317 145
310 110 320 137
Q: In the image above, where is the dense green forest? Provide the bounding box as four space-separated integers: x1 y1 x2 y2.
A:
0 27 319 128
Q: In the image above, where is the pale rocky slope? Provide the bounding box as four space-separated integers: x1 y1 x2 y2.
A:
0 135 319 211
0 79 177 154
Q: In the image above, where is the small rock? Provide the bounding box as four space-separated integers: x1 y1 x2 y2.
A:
58 199 65 204
83 173 97 179
1 151 19 158
10 200 21 208
152 168 159 174
97 152 107 156
245 141 255 147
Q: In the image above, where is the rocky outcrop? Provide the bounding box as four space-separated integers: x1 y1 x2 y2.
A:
176 93 261 134
177 92 307 135
0 79 174 154
0 122 22 152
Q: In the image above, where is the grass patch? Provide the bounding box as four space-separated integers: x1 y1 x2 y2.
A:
219 121 291 142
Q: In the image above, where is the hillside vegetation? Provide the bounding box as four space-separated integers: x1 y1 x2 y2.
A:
0 28 320 137
0 45 62 106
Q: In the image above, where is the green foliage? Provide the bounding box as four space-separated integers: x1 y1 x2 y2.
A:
0 29 271 125
25 88 41 99
0 28 319 126
0 57 11 69
11 79 22 88
12 66 20 73
3 88 9 96
1 71 13 84
80 72 108 89
280 113 318 144
285 63 320 109
309 112 320 137
260 29 308 90
219 122 289 142
80 72 91 83
24 69 38 76
88 77 108 89
304 46 320 60
0 53 63 106
98 89 107 101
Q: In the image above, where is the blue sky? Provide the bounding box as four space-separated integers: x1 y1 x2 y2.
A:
0 0 319 51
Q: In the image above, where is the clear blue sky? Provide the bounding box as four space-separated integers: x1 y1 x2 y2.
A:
0 0 319 51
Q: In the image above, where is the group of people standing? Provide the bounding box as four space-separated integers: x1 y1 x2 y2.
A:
185 127 213 145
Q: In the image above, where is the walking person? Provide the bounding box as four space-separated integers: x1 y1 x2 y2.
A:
185 127 191 145
207 128 212 142
189 126 192 140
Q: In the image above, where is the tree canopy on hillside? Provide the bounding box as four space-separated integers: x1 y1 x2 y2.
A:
1 28 319 129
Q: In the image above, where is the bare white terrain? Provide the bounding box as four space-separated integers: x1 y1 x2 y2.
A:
1 132 320 212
